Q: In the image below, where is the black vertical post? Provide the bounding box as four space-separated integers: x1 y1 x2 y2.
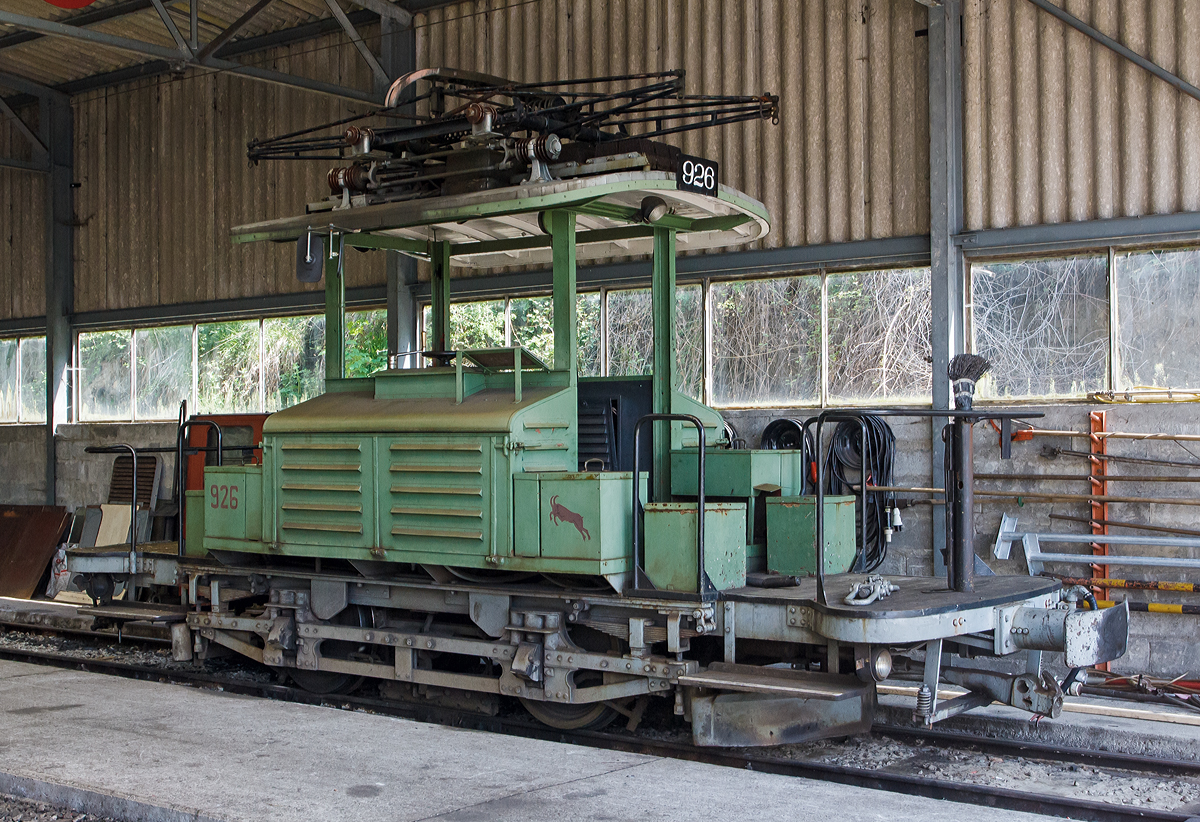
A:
43 91 72 505
950 418 975 593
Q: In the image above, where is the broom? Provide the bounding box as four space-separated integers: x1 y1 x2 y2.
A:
948 353 990 411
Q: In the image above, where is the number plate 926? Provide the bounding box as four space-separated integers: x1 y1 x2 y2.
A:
677 155 718 196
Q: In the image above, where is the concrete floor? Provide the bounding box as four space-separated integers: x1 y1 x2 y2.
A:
0 659 1066 822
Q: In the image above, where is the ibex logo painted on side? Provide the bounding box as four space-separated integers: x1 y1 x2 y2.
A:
548 495 591 540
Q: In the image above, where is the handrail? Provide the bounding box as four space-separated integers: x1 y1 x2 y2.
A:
631 413 712 599
800 408 1046 605
174 401 223 557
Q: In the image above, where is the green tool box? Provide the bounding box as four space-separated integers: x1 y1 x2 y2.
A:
670 449 806 574
765 495 857 576
513 471 645 575
643 502 747 592
669 449 805 498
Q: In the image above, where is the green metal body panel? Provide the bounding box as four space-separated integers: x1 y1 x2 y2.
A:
513 471 646 572
643 502 747 592
202 466 261 544
184 489 206 558
205 366 579 571
765 495 858 576
669 449 805 498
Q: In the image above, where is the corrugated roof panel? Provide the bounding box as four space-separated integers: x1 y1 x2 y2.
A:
0 0 347 89
963 0 1200 231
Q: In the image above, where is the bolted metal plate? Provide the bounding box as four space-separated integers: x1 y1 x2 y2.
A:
1065 600 1130 667
691 680 875 747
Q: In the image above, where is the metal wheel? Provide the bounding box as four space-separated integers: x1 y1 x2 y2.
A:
288 605 370 695
520 698 618 731
519 669 619 731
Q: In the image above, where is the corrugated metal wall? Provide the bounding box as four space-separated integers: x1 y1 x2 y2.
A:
0 104 46 321
414 0 931 249
71 27 387 316
963 0 1200 231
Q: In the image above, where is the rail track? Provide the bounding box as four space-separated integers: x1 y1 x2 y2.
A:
1 637 1196 822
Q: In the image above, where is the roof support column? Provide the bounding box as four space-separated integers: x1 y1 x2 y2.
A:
651 226 676 503
928 0 966 575
549 210 577 378
324 237 345 381
43 91 72 504
428 241 451 354
381 13 418 368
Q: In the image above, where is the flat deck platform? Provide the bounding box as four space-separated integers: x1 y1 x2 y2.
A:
0 659 1060 822
728 574 1061 618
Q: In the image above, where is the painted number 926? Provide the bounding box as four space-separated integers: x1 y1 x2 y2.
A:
209 484 239 510
677 154 718 195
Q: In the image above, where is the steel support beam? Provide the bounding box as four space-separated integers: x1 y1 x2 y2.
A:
415 236 931 300
351 0 413 25
324 239 346 381
380 13 418 368
959 211 1200 256
324 0 389 87
151 0 193 56
0 0 153 53
1025 0 1200 107
928 0 965 576
0 71 64 99
0 156 47 174
42 93 73 505
195 0 274 63
0 96 47 160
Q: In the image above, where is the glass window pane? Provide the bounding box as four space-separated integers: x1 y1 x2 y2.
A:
605 286 703 399
827 268 933 403
577 292 601 377
510 296 554 365
0 339 16 422
1115 248 1200 389
675 286 703 400
711 277 821 406
971 256 1108 398
198 321 261 413
19 337 46 423
135 325 193 420
78 330 131 421
450 300 506 350
607 289 653 377
346 309 387 378
264 316 325 412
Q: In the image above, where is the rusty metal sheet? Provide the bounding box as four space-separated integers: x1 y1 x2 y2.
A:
0 505 70 599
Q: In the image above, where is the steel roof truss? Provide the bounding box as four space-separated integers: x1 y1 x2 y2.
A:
0 94 46 162
0 8 380 105
151 0 193 57
323 0 389 87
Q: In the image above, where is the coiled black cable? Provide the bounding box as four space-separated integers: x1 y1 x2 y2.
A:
824 415 896 572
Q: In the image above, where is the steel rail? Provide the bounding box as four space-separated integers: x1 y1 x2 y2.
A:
0 645 1192 822
873 724 1200 778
